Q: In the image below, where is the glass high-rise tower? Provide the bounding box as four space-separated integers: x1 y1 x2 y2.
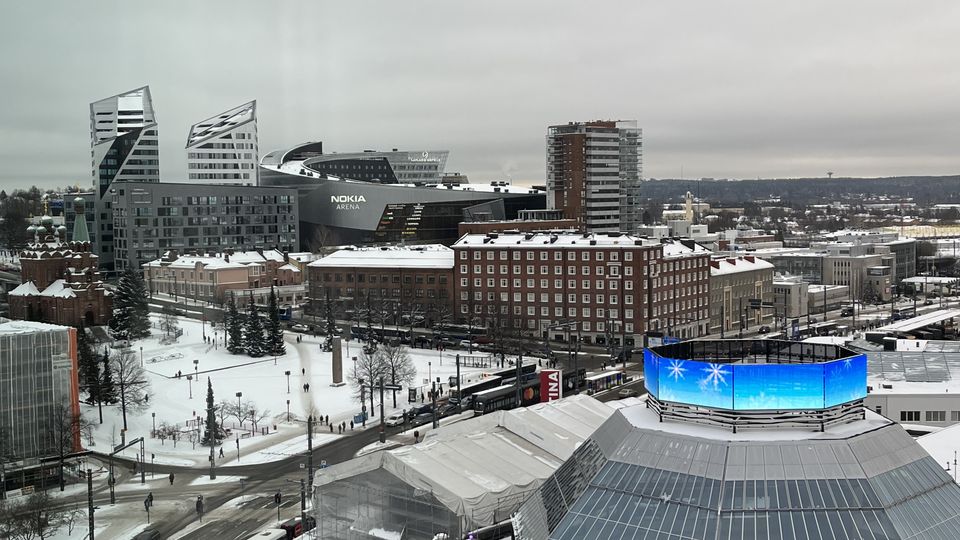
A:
89 86 159 273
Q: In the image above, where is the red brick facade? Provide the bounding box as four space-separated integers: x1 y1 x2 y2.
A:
452 232 710 346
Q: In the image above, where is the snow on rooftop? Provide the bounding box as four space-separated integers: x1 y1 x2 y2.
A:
316 394 616 525
620 397 892 442
0 319 72 336
8 281 40 296
710 256 774 276
309 245 453 269
917 424 960 482
41 279 77 298
454 232 709 257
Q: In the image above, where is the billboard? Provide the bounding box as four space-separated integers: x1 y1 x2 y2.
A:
643 350 867 411
539 369 562 403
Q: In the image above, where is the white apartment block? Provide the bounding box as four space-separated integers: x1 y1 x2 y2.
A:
186 100 258 185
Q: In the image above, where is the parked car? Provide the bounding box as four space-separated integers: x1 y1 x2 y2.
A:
459 339 475 349
385 412 405 426
412 412 434 426
618 388 639 399
291 324 310 333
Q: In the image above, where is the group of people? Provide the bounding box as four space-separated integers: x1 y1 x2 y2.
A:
316 414 354 434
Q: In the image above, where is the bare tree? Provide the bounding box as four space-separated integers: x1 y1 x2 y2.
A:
380 343 416 408
0 491 71 539
43 400 93 491
348 347 387 417
111 349 151 431
246 401 271 433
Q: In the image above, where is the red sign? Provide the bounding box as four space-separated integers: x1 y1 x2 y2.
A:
540 369 562 403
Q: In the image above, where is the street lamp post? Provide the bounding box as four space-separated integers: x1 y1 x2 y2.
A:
139 346 143 367
187 375 193 399
286 399 290 422
151 412 156 435
193 359 199 380
236 391 243 431
285 370 291 394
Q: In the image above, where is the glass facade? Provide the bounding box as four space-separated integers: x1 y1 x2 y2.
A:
522 422 960 540
0 322 77 462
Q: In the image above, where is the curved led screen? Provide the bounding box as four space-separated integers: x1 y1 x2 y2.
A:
643 349 866 411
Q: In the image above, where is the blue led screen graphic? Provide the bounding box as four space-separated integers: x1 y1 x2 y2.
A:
732 362 824 410
824 354 868 407
657 357 734 409
644 350 867 411
643 349 659 398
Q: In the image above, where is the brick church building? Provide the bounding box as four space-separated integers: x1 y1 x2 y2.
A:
8 199 112 327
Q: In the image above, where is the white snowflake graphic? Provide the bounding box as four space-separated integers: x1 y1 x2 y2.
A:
699 363 730 392
667 359 686 381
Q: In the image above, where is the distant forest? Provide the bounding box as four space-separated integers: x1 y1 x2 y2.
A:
642 176 960 205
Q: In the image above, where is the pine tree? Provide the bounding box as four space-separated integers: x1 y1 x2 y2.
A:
244 299 265 357
99 350 118 405
76 328 99 404
323 288 337 352
201 378 221 446
266 287 286 356
226 294 244 354
111 267 151 339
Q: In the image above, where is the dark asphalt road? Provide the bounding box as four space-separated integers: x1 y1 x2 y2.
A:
114 420 399 539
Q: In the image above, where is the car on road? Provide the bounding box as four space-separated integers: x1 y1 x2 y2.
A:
291 323 310 333
385 412 405 426
840 307 854 317
459 339 475 349
618 388 640 399
757 325 771 334
808 317 819 324
924 299 935 306
438 403 459 418
412 412 434 426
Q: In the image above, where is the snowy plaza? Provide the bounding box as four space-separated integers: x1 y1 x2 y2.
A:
85 314 496 468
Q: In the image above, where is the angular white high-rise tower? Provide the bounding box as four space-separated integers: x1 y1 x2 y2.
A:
186 100 258 185
89 85 159 273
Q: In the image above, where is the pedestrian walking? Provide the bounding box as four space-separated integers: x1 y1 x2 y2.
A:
219 447 224 458
330 424 334 433
302 367 305 375
169 472 175 485
350 420 354 430
414 430 420 443
325 415 329 424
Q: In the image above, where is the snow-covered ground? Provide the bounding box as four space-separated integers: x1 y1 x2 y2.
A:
83 314 498 469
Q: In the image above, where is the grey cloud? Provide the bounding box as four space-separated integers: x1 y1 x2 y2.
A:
1 0 959 191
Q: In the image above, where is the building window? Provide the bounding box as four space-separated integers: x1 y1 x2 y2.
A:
900 411 920 422
926 411 946 422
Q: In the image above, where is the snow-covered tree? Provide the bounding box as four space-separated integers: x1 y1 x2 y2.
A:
110 267 151 340
266 287 285 356
244 298 265 357
201 378 222 446
76 327 98 403
226 294 244 354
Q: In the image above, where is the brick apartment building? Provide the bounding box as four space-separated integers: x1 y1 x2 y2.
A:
307 245 455 326
142 248 303 304
451 232 711 347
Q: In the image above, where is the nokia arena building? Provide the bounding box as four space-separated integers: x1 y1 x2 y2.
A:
259 142 545 248
514 339 960 540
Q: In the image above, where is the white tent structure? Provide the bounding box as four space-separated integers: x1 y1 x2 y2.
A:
313 395 616 539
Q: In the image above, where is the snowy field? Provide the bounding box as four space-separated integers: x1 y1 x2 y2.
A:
84 314 498 468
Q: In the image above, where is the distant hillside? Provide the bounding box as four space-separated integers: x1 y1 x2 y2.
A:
642 175 960 205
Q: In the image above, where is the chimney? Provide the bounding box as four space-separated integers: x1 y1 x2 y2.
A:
711 260 720 269
744 256 755 263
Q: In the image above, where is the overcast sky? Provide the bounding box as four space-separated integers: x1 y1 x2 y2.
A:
2 1 959 191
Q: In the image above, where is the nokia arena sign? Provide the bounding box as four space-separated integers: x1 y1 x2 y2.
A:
331 194 367 210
